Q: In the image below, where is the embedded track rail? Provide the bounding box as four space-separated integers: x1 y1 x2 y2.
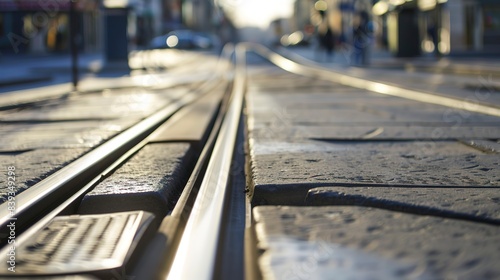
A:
0 45 242 278
2 43 498 279
247 43 500 117
0 46 232 238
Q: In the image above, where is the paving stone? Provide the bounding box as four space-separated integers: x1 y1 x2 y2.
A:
253 206 500 280
0 89 175 122
250 124 500 142
305 186 500 223
250 141 500 204
78 143 195 218
248 91 500 125
0 148 89 203
461 139 500 154
148 90 223 143
0 120 135 152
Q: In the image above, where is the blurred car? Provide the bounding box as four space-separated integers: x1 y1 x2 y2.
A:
280 31 310 47
149 30 215 50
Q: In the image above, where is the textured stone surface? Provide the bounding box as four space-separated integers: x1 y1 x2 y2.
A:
148 90 223 143
251 141 499 191
0 148 89 202
254 206 500 280
0 120 135 151
461 139 500 154
0 84 194 207
249 94 500 126
247 68 500 208
247 66 500 279
274 50 500 106
79 143 195 217
251 124 500 142
306 186 500 223
0 89 176 122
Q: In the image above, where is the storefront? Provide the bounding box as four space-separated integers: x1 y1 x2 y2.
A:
0 0 100 54
373 0 500 57
481 0 500 51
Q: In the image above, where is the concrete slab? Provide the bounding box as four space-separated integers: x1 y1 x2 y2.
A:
305 186 500 224
78 143 195 218
0 148 89 203
253 206 500 280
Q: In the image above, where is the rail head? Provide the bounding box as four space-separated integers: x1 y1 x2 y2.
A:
0 48 234 243
166 45 247 280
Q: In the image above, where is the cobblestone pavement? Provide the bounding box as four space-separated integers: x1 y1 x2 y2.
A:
245 60 500 279
0 48 498 279
0 50 220 202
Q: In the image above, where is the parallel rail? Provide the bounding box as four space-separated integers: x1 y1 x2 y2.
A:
0 46 233 244
248 43 500 117
3 43 497 279
167 43 247 280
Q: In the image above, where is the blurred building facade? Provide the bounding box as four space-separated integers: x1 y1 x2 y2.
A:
372 0 500 56
181 0 213 31
0 0 216 54
126 0 163 47
0 0 100 54
292 0 372 46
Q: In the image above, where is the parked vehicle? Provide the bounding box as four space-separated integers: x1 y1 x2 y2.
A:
149 30 215 50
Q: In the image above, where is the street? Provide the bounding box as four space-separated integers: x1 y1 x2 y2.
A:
0 45 499 279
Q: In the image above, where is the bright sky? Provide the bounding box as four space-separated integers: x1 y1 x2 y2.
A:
218 0 295 28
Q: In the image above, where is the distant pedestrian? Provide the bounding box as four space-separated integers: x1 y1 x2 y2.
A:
322 28 335 61
427 18 439 56
352 11 373 66
316 27 336 62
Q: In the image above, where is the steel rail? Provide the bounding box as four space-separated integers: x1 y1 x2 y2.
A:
166 45 246 280
0 50 233 241
247 43 500 117
131 44 236 279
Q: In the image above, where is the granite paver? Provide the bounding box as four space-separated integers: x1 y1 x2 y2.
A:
0 120 136 151
247 66 500 205
246 65 500 279
306 186 500 223
0 148 89 202
250 141 500 205
254 206 500 280
78 143 195 218
251 124 500 141
0 83 195 206
0 87 188 122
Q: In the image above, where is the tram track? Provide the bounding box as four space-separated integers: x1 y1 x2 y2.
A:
0 45 236 277
248 43 500 116
0 43 498 279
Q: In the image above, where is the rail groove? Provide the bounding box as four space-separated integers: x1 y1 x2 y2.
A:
0 47 233 244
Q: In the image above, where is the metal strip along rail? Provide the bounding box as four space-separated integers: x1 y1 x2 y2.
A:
0 46 235 244
247 43 500 117
166 45 247 280
131 46 237 279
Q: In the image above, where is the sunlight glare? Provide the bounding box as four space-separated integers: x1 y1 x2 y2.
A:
220 0 294 28
166 35 179 48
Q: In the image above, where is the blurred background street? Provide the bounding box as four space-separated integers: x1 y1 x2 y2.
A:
1 0 500 87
